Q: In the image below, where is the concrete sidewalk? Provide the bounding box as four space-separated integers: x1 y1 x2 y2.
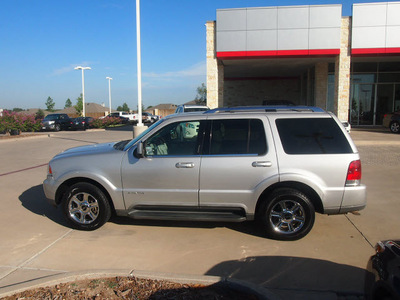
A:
0 128 398 299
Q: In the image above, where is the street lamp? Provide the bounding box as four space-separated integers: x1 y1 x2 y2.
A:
134 0 145 135
74 66 91 117
106 77 113 114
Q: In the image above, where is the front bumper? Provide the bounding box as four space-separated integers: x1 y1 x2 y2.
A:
43 176 58 207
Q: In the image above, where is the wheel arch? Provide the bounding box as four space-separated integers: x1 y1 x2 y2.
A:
255 181 323 218
55 177 116 215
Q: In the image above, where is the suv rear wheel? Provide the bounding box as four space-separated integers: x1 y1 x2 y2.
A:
62 182 111 230
259 188 315 241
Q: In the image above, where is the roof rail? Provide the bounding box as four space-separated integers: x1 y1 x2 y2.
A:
205 106 326 114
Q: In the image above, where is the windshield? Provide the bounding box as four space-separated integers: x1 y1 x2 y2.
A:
44 115 59 121
185 107 209 112
123 119 165 151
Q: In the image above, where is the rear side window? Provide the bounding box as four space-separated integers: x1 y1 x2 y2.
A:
276 118 353 154
208 119 267 155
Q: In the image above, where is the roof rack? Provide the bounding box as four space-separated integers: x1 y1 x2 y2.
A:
205 106 326 114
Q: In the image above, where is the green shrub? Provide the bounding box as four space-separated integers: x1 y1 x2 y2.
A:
0 110 42 133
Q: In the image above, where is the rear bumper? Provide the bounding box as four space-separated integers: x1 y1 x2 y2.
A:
339 184 367 213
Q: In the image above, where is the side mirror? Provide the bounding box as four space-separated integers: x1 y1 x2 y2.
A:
135 141 144 158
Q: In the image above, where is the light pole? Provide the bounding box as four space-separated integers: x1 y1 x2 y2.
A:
133 0 146 138
74 66 91 117
106 77 113 114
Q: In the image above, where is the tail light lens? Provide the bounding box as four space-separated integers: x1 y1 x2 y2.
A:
346 160 362 186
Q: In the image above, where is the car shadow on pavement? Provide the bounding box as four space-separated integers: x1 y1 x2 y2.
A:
111 217 265 237
205 256 374 298
19 184 68 227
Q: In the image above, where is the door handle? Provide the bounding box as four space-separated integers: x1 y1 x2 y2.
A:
252 161 272 167
175 162 195 168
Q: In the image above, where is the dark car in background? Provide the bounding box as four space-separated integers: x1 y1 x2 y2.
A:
41 114 72 131
383 112 400 133
71 117 93 130
368 240 400 300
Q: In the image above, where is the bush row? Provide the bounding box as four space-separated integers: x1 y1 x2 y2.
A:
0 111 128 134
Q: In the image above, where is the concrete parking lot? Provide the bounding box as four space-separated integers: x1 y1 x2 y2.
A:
0 127 399 298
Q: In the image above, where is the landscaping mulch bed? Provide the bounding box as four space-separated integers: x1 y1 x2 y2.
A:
2 276 260 299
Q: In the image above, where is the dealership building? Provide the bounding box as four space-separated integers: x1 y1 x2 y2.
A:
206 1 400 125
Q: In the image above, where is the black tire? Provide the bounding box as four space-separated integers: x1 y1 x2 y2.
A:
62 182 111 230
390 121 400 133
55 124 61 132
258 188 315 241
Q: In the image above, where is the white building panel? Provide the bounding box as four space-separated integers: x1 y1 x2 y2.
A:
309 28 341 49
217 9 246 31
387 2 400 26
386 26 400 48
247 7 277 30
352 2 400 51
217 31 246 52
247 30 277 51
352 27 386 49
352 3 387 27
278 29 309 50
278 6 309 29
309 5 342 28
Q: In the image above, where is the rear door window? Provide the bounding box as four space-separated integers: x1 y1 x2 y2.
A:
206 119 267 155
276 118 353 154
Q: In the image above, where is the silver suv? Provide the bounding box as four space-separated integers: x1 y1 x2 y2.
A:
43 106 366 240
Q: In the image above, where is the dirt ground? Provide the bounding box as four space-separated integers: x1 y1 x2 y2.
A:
2 276 259 299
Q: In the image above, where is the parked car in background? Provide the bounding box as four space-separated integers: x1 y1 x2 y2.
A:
142 112 160 124
175 105 209 113
43 106 366 241
71 117 93 131
367 240 400 300
41 114 72 131
101 112 138 124
341 120 351 133
383 112 400 133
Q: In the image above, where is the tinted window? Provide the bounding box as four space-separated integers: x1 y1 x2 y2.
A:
145 121 203 156
276 118 353 154
208 119 266 155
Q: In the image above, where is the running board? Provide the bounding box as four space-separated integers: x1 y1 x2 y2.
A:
127 206 247 222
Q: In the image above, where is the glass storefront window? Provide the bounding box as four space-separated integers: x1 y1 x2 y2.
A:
351 74 375 84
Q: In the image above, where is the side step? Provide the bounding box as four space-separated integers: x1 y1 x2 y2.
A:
127 206 247 222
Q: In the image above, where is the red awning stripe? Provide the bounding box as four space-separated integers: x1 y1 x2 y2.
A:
216 49 340 59
352 47 400 56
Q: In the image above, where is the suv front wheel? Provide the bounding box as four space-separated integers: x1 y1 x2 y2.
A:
62 182 111 230
259 188 315 241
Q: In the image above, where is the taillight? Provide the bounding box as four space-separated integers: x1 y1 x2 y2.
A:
48 164 53 175
346 160 362 186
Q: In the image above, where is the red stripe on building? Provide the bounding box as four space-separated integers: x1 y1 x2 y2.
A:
217 49 340 59
352 47 400 56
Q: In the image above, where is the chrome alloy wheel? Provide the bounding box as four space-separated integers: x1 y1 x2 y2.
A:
68 192 100 225
269 199 306 234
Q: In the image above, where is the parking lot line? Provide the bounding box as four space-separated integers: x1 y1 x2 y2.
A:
0 163 48 177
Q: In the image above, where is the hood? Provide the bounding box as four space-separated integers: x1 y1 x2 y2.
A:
55 142 118 158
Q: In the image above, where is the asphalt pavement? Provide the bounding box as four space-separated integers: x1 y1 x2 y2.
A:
0 127 399 299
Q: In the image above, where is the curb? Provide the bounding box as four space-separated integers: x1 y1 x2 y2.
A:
0 269 281 300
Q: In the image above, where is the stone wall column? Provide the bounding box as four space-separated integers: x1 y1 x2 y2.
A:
334 17 351 121
206 21 224 109
315 62 328 109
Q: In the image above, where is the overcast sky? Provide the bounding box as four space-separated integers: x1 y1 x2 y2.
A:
0 0 387 110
